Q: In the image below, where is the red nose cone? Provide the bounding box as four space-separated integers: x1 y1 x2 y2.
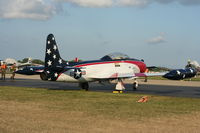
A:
138 62 147 73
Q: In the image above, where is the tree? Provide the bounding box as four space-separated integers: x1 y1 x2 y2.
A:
32 59 44 65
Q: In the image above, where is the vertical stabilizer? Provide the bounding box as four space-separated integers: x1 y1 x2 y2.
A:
45 34 66 68
44 34 67 80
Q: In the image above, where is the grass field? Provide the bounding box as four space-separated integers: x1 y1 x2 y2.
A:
1 86 200 133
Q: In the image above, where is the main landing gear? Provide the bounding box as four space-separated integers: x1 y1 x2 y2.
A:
79 82 89 91
79 79 139 92
113 79 138 93
113 80 125 93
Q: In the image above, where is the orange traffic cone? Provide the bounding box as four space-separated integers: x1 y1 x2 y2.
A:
137 96 148 103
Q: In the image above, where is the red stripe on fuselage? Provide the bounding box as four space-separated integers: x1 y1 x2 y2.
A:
74 60 147 73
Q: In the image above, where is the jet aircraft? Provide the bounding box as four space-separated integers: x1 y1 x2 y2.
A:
4 58 33 70
185 60 200 72
15 66 44 75
16 34 197 90
163 68 197 80
40 34 167 91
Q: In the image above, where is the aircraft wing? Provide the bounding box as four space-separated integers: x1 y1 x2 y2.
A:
135 72 167 77
88 72 167 80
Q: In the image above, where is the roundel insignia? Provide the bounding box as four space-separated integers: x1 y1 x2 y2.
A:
74 68 82 79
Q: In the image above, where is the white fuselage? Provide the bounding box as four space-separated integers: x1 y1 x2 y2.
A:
56 61 141 83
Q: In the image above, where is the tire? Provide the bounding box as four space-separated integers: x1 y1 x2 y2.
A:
133 82 138 90
80 82 89 91
40 72 48 81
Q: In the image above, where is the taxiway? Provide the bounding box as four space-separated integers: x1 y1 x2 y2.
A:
0 74 200 98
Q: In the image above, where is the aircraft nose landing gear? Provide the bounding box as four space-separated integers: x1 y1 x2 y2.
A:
133 80 138 90
113 80 125 93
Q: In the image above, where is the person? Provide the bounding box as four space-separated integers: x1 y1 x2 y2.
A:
1 62 7 80
144 68 149 82
10 63 17 79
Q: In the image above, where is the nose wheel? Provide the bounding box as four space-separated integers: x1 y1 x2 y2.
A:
133 80 138 90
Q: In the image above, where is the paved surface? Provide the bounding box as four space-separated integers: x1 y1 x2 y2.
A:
1 76 200 98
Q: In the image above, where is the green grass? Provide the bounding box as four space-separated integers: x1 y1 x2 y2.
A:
1 86 200 133
1 86 200 120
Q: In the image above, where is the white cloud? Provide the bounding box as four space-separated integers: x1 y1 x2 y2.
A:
0 0 58 20
0 0 199 20
179 0 200 5
147 33 166 45
116 0 151 7
58 0 200 7
59 0 113 7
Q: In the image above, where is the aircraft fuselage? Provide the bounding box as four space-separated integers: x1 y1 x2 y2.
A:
56 60 146 83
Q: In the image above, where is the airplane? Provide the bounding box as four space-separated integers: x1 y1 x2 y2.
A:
185 60 200 72
39 34 167 91
163 68 197 80
15 66 44 75
38 34 153 91
16 34 198 91
4 58 33 69
162 59 198 80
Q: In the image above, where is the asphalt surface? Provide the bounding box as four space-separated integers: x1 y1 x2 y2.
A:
1 78 200 98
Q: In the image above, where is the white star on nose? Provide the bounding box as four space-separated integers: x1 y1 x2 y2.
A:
47 49 51 55
47 41 50 44
53 54 56 59
53 45 57 50
52 37 55 40
47 60 52 66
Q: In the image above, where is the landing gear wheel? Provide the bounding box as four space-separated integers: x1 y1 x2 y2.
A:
133 81 138 91
40 72 48 81
80 82 89 91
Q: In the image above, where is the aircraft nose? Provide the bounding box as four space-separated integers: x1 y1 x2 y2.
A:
15 70 25 74
163 73 172 79
163 70 178 80
139 62 147 73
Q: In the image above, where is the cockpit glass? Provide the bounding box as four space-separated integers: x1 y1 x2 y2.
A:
101 52 130 60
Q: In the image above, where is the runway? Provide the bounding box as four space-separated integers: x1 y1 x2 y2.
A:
1 77 200 98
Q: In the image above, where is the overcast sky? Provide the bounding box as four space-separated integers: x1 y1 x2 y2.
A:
1 0 200 68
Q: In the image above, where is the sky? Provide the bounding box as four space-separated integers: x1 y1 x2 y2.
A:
0 0 200 68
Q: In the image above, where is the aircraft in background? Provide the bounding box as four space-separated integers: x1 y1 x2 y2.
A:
162 59 198 80
185 60 200 72
4 58 32 69
163 68 197 80
15 66 44 75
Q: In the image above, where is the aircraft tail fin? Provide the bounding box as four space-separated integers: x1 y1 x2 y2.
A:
44 34 67 80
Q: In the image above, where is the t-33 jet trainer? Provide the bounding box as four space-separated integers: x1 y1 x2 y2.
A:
40 34 196 91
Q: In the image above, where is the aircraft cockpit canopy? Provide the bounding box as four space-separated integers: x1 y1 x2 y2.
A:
101 52 130 61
